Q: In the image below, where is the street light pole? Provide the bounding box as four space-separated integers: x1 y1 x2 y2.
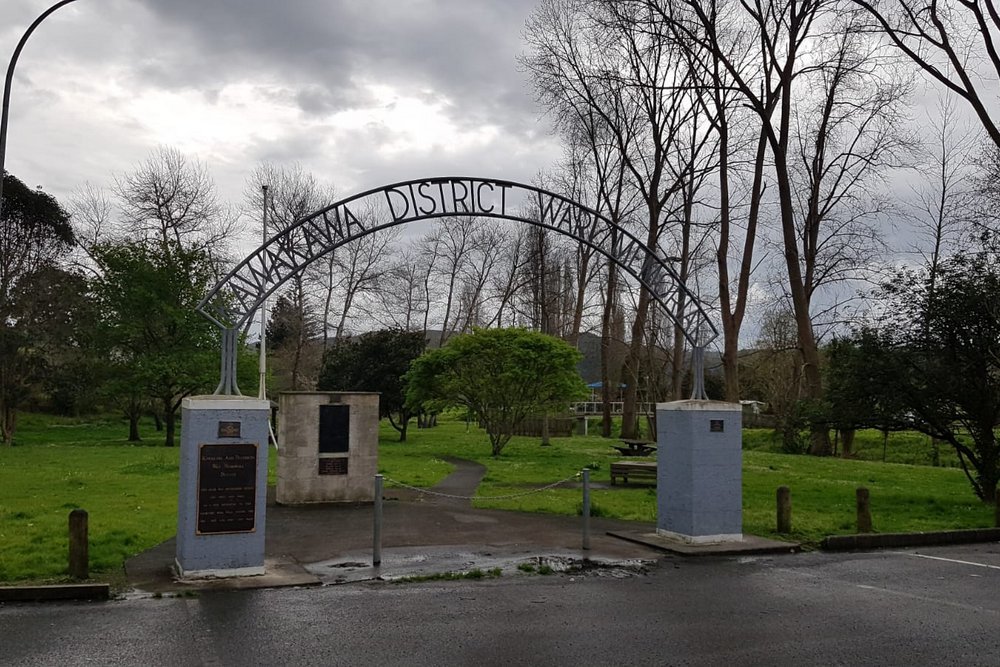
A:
0 0 81 218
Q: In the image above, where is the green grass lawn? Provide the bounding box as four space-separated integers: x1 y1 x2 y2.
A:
0 414 179 584
381 420 994 545
0 413 993 584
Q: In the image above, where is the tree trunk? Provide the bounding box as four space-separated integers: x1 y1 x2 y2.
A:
600 260 618 439
840 428 855 458
1 404 16 446
163 396 176 447
388 412 410 443
773 140 829 456
541 415 551 447
126 398 143 442
621 288 652 440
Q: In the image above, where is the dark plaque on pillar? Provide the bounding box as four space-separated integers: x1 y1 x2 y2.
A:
197 443 258 534
319 404 350 453
319 457 349 476
710 419 725 433
217 421 241 438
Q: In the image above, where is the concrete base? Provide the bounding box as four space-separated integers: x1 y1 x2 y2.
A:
174 560 265 579
655 529 743 545
609 531 800 556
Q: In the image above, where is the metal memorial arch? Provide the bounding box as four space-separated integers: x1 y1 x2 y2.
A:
197 176 718 396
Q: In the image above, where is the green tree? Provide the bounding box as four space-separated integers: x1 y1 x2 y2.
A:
843 248 1000 501
317 329 426 442
824 335 910 458
405 328 587 457
0 173 75 444
92 239 220 446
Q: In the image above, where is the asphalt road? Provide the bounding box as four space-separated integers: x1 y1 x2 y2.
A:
3 544 999 666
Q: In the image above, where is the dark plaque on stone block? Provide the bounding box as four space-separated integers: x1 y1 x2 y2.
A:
319 404 350 453
710 419 725 433
217 421 241 438
319 457 349 476
197 443 258 534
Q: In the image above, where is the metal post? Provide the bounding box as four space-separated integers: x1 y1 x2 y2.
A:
258 185 269 402
213 327 242 396
582 468 591 551
373 474 383 566
689 345 707 400
1 0 82 220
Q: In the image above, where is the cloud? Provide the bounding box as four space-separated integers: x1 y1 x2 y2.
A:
2 0 560 217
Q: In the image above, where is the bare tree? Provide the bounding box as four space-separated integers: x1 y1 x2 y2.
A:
487 226 534 329
115 146 236 262
525 0 707 438
454 221 507 334
423 217 480 346
364 248 431 332
245 162 334 389
790 20 912 315
545 142 610 346
908 98 977 287
327 223 398 343
851 0 1000 151
655 0 897 454
68 182 114 272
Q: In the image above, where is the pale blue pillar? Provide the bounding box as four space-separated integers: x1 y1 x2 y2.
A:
176 396 270 577
656 400 743 543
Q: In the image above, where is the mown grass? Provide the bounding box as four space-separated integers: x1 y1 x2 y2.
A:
0 415 178 583
380 420 993 545
742 428 963 468
0 413 278 584
0 413 993 584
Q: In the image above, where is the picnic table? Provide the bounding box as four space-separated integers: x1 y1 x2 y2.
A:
613 438 657 457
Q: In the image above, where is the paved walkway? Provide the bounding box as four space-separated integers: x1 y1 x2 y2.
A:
125 457 664 594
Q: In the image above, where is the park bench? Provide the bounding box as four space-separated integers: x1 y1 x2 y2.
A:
610 461 657 485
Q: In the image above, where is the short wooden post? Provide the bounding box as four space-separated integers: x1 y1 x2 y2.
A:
68 509 89 579
776 486 791 534
856 487 872 533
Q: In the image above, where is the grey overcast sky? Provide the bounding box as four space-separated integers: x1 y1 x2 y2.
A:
2 0 560 212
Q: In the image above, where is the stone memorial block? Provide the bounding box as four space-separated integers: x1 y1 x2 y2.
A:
277 392 379 504
176 396 270 577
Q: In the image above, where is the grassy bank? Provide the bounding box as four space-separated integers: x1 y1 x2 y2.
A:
0 413 992 583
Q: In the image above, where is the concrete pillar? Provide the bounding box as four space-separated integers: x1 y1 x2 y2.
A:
176 396 270 578
656 400 742 543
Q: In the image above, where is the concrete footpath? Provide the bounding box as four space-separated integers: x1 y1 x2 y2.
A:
123 458 796 595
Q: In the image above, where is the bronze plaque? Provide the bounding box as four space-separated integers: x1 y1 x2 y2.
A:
217 421 241 438
319 457 349 476
197 443 258 534
710 419 725 433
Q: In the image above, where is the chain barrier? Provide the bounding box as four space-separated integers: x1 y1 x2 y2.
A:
381 471 582 501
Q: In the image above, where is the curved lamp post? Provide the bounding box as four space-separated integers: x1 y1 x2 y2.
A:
0 0 81 218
